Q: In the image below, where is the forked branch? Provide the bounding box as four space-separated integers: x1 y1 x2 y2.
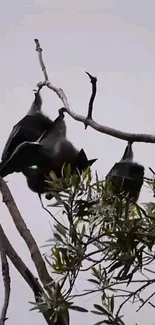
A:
0 177 52 294
0 179 69 325
0 224 61 325
34 38 155 144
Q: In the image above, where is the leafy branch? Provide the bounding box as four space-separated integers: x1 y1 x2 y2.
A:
37 167 155 325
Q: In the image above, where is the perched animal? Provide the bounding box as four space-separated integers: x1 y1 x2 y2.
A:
0 85 66 164
106 141 144 202
22 148 96 197
0 109 68 176
0 109 97 198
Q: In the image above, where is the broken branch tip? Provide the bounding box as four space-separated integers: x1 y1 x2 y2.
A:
85 71 97 83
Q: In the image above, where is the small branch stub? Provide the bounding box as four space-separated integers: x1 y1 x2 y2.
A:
34 38 49 82
85 71 97 129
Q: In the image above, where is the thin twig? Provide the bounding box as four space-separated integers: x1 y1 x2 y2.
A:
85 72 97 129
0 235 10 325
149 167 155 175
115 280 154 320
35 39 70 109
41 203 68 230
34 39 49 81
34 38 155 144
137 291 155 312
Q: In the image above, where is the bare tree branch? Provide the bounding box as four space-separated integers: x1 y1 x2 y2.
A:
0 224 65 325
34 38 155 144
35 38 70 110
0 235 10 325
34 39 49 82
0 178 69 325
85 72 97 129
0 224 41 291
63 108 155 143
0 177 52 293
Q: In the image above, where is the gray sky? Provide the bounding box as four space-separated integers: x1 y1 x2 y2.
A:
0 0 155 324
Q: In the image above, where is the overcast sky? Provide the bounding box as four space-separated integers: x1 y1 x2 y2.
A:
0 0 155 324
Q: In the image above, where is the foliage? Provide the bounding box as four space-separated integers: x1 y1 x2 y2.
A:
30 165 155 325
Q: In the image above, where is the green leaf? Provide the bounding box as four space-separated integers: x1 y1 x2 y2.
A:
82 168 90 181
70 174 79 187
69 305 88 312
135 205 142 218
91 311 104 315
52 312 58 323
108 262 122 273
29 306 40 311
49 170 57 181
91 267 100 279
55 248 62 268
110 295 114 314
79 224 86 241
54 224 67 238
54 233 63 243
63 163 71 178
87 279 100 285
94 304 110 316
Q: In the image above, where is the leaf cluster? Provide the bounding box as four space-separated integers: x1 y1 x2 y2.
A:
32 166 155 325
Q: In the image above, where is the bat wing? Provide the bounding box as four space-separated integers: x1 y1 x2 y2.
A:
1 123 22 161
1 114 52 162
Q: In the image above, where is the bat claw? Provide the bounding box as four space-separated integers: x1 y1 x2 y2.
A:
58 107 66 117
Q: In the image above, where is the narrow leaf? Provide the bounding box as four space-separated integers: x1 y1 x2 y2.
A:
110 295 114 314
94 304 110 316
69 305 88 312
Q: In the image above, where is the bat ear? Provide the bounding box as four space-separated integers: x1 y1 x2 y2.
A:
88 158 98 166
75 149 97 170
36 130 48 143
77 149 97 167
78 149 87 160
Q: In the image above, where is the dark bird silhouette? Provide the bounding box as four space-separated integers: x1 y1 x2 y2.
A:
0 109 97 198
1 85 66 164
106 141 144 202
